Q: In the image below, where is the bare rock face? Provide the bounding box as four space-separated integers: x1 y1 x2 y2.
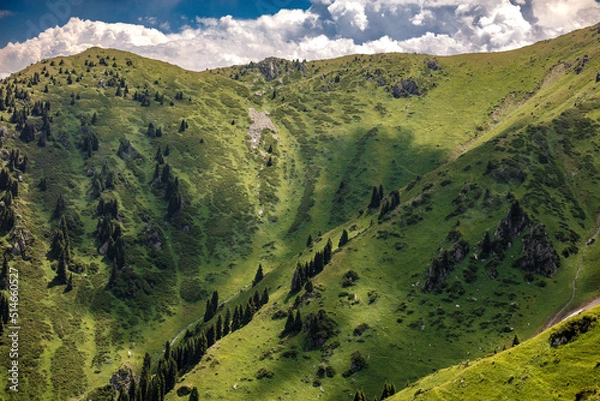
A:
515 223 560 277
494 200 530 248
423 239 469 293
392 79 421 98
117 139 139 159
426 59 440 71
110 366 134 393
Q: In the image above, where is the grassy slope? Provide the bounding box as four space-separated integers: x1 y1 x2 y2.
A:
0 24 597 401
391 304 600 401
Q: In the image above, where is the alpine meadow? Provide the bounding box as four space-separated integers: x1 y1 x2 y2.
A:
0 22 600 401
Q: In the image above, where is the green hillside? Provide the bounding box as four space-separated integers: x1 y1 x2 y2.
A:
390 304 600 401
0 23 598 401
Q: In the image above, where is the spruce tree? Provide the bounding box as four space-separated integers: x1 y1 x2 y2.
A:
261 288 269 306
306 234 313 247
293 310 302 332
368 186 380 209
252 264 264 287
354 389 368 401
512 334 520 347
338 229 349 247
223 308 231 336
188 387 199 401
283 310 295 335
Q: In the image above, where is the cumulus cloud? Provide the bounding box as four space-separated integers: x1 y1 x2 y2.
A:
1 0 599 78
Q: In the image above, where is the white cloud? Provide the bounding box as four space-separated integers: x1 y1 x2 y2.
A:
0 0 599 78
0 10 14 19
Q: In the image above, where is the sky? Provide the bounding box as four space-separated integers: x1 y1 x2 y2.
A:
0 0 599 78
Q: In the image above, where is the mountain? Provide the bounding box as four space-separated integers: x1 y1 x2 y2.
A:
0 23 599 401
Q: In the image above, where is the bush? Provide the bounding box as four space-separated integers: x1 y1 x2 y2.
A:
256 368 274 379
341 270 360 287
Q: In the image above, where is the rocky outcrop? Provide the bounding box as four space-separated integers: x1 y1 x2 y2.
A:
549 315 595 347
255 57 306 81
514 223 560 277
426 59 440 71
423 239 469 293
494 200 530 248
392 79 421 98
117 139 139 160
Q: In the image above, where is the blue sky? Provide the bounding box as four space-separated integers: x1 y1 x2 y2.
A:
0 0 311 47
1 0 599 78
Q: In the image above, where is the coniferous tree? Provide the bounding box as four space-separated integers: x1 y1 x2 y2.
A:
179 119 187 133
223 308 231 336
368 186 381 209
338 229 349 247
354 389 368 401
512 334 520 347
252 264 264 287
291 266 302 293
55 255 68 284
65 273 73 292
261 288 269 306
146 122 155 137
481 231 493 258
0 256 8 290
216 314 223 340
188 388 199 401
304 280 313 293
380 382 396 400
306 234 313 247
293 310 302 332
283 310 295 335
53 194 66 219
139 353 152 400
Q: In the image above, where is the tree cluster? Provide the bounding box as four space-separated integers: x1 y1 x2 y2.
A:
123 288 270 401
290 239 333 293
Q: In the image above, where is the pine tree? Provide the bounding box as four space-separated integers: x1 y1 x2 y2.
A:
261 288 269 306
216 314 223 340
291 266 302 293
223 308 231 336
0 256 8 290
53 194 66 219
179 119 187 133
368 186 381 209
283 310 295 335
293 310 302 332
55 255 68 285
252 264 264 287
304 280 313 293
512 334 520 347
354 389 368 401
306 234 313 247
381 381 396 400
338 229 349 247
65 273 73 292
188 387 199 401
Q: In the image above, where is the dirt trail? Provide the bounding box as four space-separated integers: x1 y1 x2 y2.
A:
541 225 600 331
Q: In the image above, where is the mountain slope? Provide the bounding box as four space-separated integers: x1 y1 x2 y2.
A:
0 24 598 401
390 304 600 401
